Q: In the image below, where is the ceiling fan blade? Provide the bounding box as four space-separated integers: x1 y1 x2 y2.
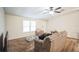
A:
54 9 64 13
42 11 49 15
55 7 61 10
35 8 49 14
39 10 49 15
54 11 61 13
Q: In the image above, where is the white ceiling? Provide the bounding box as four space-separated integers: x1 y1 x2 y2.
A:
4 7 79 19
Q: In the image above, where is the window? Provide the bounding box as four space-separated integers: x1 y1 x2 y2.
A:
23 20 36 32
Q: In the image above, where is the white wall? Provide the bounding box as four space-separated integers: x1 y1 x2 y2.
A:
6 14 48 40
0 8 5 35
5 10 79 39
47 11 79 38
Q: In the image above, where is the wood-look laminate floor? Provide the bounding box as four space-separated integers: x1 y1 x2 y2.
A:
7 37 79 52
7 37 34 52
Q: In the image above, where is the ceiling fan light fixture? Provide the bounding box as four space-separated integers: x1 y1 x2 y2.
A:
49 11 54 15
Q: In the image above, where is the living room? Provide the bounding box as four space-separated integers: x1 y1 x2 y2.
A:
0 7 79 52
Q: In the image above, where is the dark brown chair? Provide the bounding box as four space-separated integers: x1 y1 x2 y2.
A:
42 37 51 52
34 37 51 52
0 33 3 52
3 31 8 52
34 39 43 52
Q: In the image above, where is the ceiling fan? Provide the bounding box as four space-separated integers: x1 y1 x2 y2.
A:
41 7 64 15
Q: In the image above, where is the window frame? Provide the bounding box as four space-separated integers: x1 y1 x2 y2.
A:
23 20 36 32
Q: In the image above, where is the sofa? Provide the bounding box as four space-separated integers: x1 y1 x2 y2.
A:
34 31 78 52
